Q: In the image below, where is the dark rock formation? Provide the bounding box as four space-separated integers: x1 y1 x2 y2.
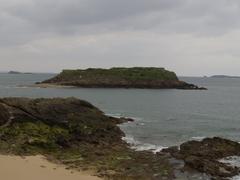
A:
39 67 207 90
163 137 240 179
0 97 174 179
4 98 240 179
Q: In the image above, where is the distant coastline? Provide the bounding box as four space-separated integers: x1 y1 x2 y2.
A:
8 71 33 74
210 75 240 78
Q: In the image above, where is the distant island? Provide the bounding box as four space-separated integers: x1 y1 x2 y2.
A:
211 75 240 78
8 71 33 74
37 67 206 90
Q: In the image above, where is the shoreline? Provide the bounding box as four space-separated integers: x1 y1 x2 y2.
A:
29 83 76 88
0 154 101 180
38 67 207 90
32 83 207 90
0 97 238 179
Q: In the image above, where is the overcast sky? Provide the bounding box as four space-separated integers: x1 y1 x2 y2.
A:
1 0 240 75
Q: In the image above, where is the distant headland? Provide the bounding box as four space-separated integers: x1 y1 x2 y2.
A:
210 75 240 78
8 71 33 74
37 67 207 90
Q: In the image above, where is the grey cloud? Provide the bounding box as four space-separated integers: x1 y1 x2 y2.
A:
1 0 240 75
9 0 179 25
1 0 240 45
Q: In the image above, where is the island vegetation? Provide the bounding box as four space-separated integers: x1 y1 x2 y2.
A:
38 67 206 90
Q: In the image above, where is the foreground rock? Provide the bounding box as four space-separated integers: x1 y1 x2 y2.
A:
3 98 239 179
163 137 240 179
0 97 174 180
38 67 206 90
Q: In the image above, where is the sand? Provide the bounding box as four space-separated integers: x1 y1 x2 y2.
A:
0 155 101 180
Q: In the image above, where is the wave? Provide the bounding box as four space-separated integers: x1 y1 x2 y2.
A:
219 156 240 180
105 113 143 121
122 135 167 154
232 176 240 180
105 113 123 118
106 113 164 152
191 136 206 141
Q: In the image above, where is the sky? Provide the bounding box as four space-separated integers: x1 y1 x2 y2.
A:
1 0 240 76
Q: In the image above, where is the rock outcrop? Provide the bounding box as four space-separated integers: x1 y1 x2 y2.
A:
163 137 240 179
2 98 239 179
38 67 206 90
0 97 174 180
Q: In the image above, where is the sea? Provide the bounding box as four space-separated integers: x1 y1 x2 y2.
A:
1 73 240 152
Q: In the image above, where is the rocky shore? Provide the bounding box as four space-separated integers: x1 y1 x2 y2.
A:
163 137 240 179
0 97 238 179
0 97 174 179
37 67 206 90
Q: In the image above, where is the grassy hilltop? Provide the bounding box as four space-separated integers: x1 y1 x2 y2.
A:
40 67 205 89
57 67 178 81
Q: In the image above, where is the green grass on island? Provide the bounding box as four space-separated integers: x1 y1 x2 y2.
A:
58 67 179 81
40 67 206 89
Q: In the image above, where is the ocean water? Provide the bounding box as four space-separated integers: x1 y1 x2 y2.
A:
1 73 240 149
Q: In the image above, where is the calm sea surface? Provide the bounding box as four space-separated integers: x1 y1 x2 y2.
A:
1 73 240 149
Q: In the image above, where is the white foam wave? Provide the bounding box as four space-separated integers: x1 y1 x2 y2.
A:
122 136 167 153
105 113 123 118
105 113 143 121
232 176 240 180
219 156 240 167
219 156 240 180
191 136 206 141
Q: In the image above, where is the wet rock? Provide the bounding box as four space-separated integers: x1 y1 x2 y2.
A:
109 116 135 124
161 146 179 156
179 137 240 159
184 155 239 178
164 137 240 179
0 104 11 126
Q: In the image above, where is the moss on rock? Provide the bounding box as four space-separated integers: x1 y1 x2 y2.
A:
0 97 174 179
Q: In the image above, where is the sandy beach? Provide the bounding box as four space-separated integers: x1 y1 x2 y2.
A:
0 155 101 180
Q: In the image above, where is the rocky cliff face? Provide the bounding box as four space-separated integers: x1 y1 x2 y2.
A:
39 67 206 90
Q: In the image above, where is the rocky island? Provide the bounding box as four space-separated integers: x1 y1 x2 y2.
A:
0 97 239 179
37 67 206 90
8 71 33 74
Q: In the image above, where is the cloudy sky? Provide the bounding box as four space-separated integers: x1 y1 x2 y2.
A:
1 0 240 75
